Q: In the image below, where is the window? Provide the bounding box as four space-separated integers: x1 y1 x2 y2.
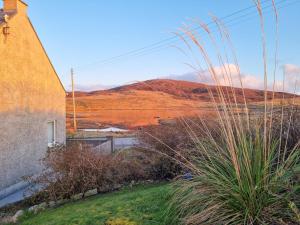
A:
47 121 56 147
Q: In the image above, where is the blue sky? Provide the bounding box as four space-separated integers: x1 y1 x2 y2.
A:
15 0 300 90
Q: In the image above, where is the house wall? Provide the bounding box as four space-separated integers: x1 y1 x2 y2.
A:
0 2 66 190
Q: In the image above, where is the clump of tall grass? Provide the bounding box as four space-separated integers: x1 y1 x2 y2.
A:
164 0 300 224
167 114 299 224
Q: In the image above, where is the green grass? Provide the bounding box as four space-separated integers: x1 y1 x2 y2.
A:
18 183 171 225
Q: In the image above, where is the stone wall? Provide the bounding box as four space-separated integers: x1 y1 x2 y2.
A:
0 1 66 190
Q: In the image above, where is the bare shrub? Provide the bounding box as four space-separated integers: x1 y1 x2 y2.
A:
28 143 148 202
138 117 220 179
272 106 300 154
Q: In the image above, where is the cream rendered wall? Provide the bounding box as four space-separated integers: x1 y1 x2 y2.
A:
0 1 66 190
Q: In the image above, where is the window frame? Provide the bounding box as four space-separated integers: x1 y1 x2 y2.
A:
47 120 57 147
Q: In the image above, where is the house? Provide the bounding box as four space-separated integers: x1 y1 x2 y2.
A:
0 0 66 198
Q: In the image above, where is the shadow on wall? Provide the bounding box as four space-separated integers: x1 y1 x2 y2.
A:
0 109 66 192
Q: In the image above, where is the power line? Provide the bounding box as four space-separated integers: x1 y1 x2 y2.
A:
75 0 270 70
74 0 297 70
85 0 296 69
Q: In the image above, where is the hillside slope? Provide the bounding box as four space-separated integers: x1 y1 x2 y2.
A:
66 79 298 130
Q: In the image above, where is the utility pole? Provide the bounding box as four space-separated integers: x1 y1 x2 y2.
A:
71 68 77 132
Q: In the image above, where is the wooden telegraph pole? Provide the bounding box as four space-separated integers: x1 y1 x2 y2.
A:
71 68 77 132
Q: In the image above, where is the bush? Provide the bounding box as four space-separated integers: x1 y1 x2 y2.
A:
138 118 220 179
138 122 188 179
28 143 148 202
272 106 300 156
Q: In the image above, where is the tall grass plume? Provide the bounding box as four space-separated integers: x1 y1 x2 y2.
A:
163 1 300 224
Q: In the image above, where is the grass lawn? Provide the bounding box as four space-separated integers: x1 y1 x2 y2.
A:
18 183 172 225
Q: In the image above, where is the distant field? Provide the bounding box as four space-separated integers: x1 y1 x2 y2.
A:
66 79 299 131
67 89 216 130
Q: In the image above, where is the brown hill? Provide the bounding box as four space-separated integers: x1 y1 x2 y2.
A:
66 79 298 130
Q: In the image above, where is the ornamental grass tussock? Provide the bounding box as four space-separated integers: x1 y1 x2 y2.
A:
157 0 300 224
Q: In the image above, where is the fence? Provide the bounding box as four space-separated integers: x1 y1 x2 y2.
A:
66 136 138 154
